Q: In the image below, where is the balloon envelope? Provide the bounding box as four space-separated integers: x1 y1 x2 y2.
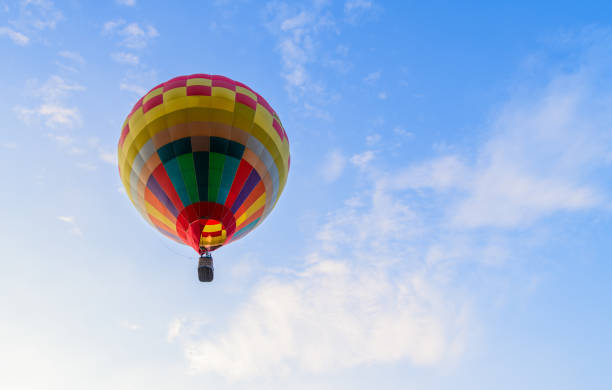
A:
117 74 290 253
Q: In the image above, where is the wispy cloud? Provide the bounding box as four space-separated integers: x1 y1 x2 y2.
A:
0 26 29 45
57 215 83 236
120 321 142 331
394 65 609 228
111 51 139 65
344 0 377 23
76 162 97 171
120 82 146 95
15 75 84 128
178 162 469 380
16 104 81 128
264 2 336 100
103 19 159 49
99 150 117 165
116 0 136 6
5 0 63 43
350 150 375 168
363 70 381 83
321 149 346 182
167 318 183 342
58 50 85 65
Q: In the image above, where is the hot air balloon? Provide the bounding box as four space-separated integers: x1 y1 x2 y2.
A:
117 74 290 282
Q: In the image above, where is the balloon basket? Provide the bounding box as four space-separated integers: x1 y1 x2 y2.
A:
198 254 214 282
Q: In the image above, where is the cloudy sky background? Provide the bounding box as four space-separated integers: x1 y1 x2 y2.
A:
1 1 612 389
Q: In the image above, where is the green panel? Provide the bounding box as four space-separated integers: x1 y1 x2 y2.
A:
208 152 225 202
216 155 240 204
177 153 199 204
163 158 191 206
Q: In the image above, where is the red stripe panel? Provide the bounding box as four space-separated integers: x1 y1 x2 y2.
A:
143 94 163 113
129 97 144 117
152 164 184 212
272 119 285 141
212 79 236 90
224 159 253 209
234 81 255 94
236 93 257 110
188 73 211 79
202 229 223 238
212 75 234 83
163 77 188 91
118 122 130 148
187 85 212 96
257 94 275 116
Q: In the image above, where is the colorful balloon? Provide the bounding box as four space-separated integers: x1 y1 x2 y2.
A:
117 74 290 272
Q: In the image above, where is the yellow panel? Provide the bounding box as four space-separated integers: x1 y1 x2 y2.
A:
236 193 266 226
236 86 257 101
145 201 175 231
210 96 235 112
253 105 273 130
212 86 236 100
187 78 212 86
163 86 187 101
203 223 223 232
143 87 163 103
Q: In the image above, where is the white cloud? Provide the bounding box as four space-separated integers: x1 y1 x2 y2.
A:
111 51 139 65
264 2 336 102
0 26 29 45
57 215 83 236
393 126 412 137
345 0 372 13
103 19 124 33
10 0 63 32
116 0 136 6
178 162 469 380
16 104 81 128
365 133 381 145
58 50 85 64
99 150 117 165
103 19 159 49
120 321 142 331
46 133 74 146
120 82 146 95
76 162 97 171
344 0 375 23
31 75 85 101
363 70 380 83
321 149 346 182
390 62 610 229
350 150 375 168
167 318 183 342
393 155 469 191
377 91 387 100
184 261 466 380
448 74 606 228
15 76 84 128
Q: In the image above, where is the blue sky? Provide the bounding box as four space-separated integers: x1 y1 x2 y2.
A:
1 0 612 388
